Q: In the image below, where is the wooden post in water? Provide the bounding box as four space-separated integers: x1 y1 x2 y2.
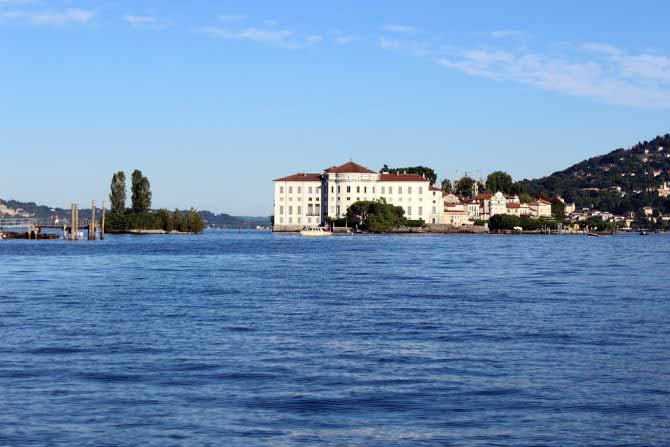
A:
100 205 106 240
89 200 96 240
71 203 79 240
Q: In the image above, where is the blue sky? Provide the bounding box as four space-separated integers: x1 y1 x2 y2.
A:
2 0 670 215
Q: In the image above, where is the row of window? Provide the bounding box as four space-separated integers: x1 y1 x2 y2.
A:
329 185 423 194
333 195 423 203
278 205 321 216
279 186 321 194
279 196 320 202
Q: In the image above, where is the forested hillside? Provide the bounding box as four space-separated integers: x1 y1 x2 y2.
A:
518 134 670 214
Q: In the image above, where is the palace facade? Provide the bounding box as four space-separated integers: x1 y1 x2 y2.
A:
273 161 444 231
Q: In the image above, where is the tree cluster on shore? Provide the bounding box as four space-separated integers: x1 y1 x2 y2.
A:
341 199 424 233
106 170 204 233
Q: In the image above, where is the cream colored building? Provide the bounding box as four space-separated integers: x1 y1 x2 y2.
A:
273 161 444 231
529 199 552 217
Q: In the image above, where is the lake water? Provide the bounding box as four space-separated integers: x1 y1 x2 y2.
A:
1 231 669 446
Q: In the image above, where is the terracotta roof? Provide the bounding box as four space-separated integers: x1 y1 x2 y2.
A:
379 173 428 182
507 203 521 209
274 173 322 182
475 193 493 200
324 161 376 174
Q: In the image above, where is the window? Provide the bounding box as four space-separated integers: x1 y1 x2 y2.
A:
280 217 284 224
381 186 386 194
280 206 284 215
419 187 423 194
432 206 436 214
347 186 351 193
289 197 292 202
309 187 313 194
297 187 302 194
297 206 302 215
280 186 284 194
289 217 293 224
308 217 312 223
408 187 413 194
331 186 334 193
337 186 341 193
297 217 301 224
356 186 360 193
357 197 360 201
289 186 293 194
388 186 393 194
398 186 403 194
289 206 293 215
373 187 376 194
347 197 351 201
336 206 341 216
407 206 412 215
316 187 320 193
418 207 423 216
364 186 367 193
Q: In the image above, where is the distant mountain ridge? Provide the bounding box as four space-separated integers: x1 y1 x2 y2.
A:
519 133 670 214
0 199 269 229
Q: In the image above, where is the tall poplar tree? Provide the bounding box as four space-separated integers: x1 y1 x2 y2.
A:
131 169 152 213
109 171 126 213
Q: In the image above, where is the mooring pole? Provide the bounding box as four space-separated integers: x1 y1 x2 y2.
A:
89 200 97 240
100 203 106 240
71 202 79 240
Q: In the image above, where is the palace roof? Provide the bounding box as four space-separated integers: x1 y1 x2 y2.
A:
475 193 493 200
324 161 377 174
273 173 322 182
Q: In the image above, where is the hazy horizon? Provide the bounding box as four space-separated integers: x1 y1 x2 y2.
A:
3 1 670 215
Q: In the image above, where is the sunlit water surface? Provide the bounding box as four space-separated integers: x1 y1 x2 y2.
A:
1 231 669 446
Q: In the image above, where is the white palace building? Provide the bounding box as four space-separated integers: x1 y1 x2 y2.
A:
273 161 444 231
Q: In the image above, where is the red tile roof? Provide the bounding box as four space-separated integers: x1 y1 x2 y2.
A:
274 173 322 182
324 161 376 174
507 203 521 209
475 193 493 200
379 173 428 182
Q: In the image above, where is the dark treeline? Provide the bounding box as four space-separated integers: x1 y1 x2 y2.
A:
106 169 204 233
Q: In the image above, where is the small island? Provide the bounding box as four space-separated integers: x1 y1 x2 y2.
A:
105 170 204 234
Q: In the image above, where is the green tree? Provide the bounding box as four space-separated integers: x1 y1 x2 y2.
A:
346 199 406 233
485 171 513 194
489 214 521 231
158 209 174 232
455 176 476 198
386 166 437 184
551 199 566 219
441 179 452 193
109 171 126 213
519 192 533 204
131 169 152 213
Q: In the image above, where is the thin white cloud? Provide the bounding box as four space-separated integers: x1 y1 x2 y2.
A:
123 14 167 30
334 30 357 45
381 32 670 108
489 29 526 39
436 47 670 107
124 15 157 25
200 25 320 49
218 14 246 23
0 8 95 25
382 24 415 33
